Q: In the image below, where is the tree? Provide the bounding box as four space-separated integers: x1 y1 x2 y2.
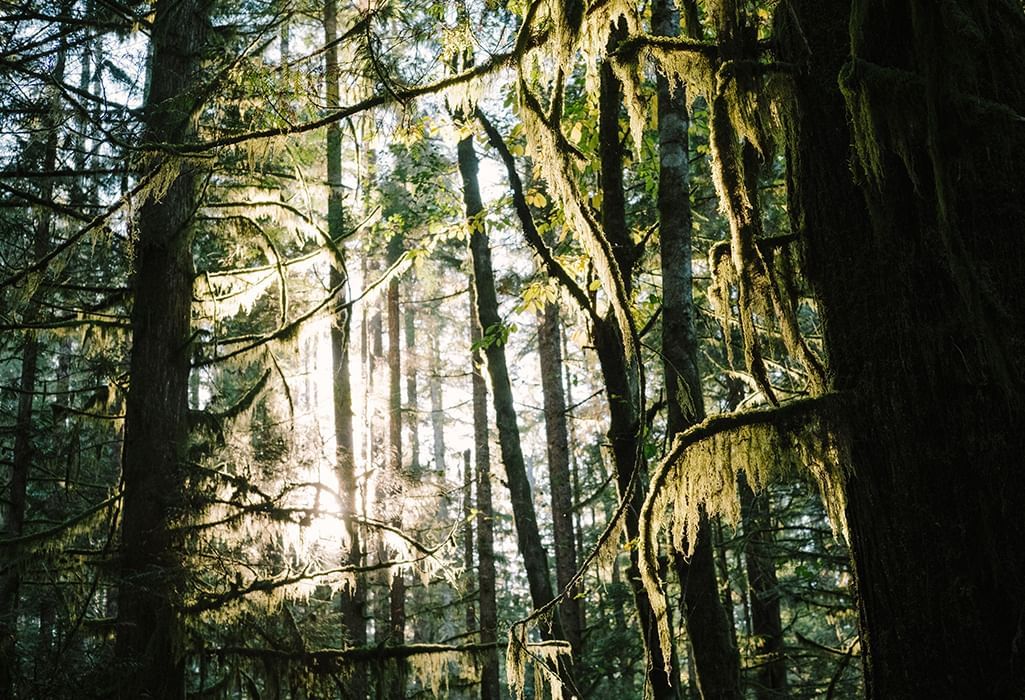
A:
653 0 744 697
779 1 1025 694
324 0 367 694
469 286 502 700
114 0 212 696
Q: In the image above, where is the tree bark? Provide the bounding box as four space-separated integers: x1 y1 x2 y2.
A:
324 3 366 695
537 301 583 658
115 1 210 696
458 133 556 616
593 18 680 699
386 233 406 698
652 1 744 698
737 479 786 699
469 286 501 700
780 0 1025 695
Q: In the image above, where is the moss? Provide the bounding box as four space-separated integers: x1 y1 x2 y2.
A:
638 394 849 669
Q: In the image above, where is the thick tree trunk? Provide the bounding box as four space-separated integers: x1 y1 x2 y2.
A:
780 1 1025 695
652 1 744 698
469 287 501 700
115 1 209 696
536 302 583 658
324 3 366 694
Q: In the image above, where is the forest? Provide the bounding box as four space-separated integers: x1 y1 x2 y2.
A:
1 0 1024 698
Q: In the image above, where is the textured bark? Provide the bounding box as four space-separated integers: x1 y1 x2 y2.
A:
537 302 583 657
469 287 501 700
653 1 744 698
595 20 680 698
386 235 406 698
324 2 366 692
115 1 209 696
780 0 1025 695
462 450 476 634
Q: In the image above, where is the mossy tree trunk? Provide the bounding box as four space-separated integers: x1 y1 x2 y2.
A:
593 17 679 699
469 286 501 700
653 0 744 698
115 0 210 696
780 0 1025 695
324 4 367 689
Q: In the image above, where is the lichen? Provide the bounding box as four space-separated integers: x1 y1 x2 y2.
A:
638 395 849 670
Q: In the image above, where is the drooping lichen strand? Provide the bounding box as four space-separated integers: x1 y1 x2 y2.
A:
506 624 528 699
638 395 848 671
708 240 736 368
409 650 473 697
609 54 648 155
519 82 639 362
506 622 572 700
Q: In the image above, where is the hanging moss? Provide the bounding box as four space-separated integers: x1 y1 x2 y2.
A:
506 622 572 700
518 80 639 362
638 394 849 671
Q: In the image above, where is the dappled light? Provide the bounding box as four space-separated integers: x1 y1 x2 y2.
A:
2 1 1024 698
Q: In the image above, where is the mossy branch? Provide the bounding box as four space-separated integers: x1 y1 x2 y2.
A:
638 393 848 671
475 109 594 321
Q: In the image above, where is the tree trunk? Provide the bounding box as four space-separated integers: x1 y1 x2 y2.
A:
738 479 786 699
593 19 679 698
780 0 1025 695
458 133 556 616
469 287 501 700
462 450 476 635
652 1 744 698
386 234 406 698
429 320 447 482
537 302 583 658
324 3 366 694
405 305 420 474
115 1 210 696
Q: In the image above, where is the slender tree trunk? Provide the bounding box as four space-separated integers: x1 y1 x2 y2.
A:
324 5 366 696
780 1 1025 695
405 305 420 473
652 2 744 698
462 450 476 634
537 302 583 658
115 1 210 696
469 286 501 700
429 321 446 481
593 18 679 699
738 479 786 698
458 134 556 616
386 234 406 698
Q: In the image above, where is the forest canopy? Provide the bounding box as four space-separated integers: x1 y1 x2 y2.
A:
2 0 1024 698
